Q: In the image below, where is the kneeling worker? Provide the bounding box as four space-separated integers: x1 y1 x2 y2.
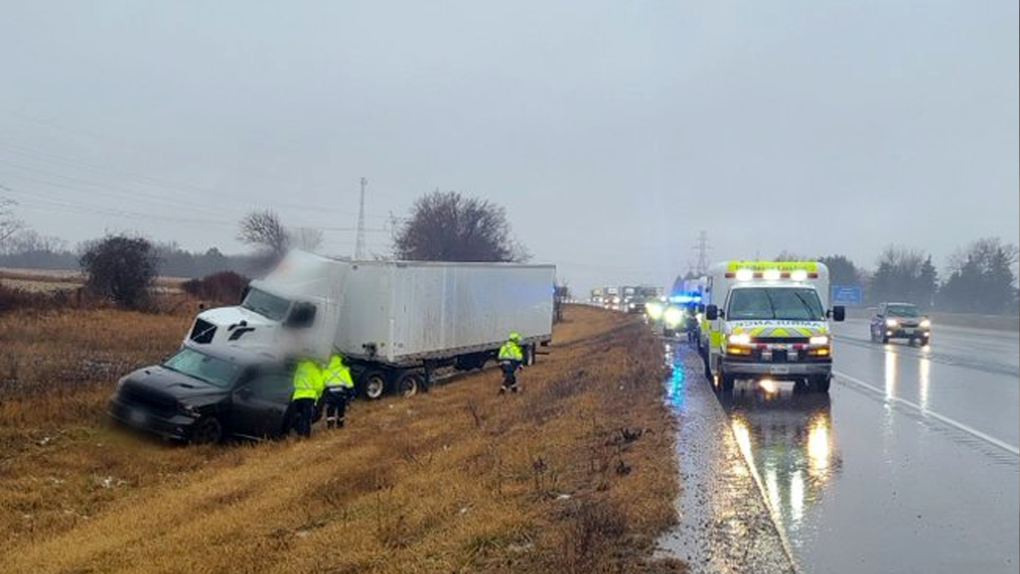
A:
323 353 354 428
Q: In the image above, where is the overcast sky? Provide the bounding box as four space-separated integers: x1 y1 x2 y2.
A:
1 0 1017 293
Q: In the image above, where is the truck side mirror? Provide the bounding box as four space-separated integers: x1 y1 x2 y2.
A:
284 303 317 329
706 304 719 321
830 306 846 322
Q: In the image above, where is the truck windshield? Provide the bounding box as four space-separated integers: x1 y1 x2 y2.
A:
728 288 825 321
886 304 920 317
163 348 241 389
241 288 291 321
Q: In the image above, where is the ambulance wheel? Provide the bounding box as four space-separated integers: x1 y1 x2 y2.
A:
396 371 422 398
720 371 735 393
361 370 388 400
810 375 831 393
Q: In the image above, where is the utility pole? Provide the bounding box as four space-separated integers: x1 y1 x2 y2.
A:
355 177 367 260
692 230 711 276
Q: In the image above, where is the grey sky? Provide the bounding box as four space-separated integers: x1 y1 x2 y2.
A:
1 0 1017 293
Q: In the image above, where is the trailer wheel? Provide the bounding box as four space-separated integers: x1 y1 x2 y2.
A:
396 371 423 398
361 370 388 400
524 345 536 367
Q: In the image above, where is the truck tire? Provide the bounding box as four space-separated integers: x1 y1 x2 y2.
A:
396 371 423 398
524 345 536 367
191 416 223 445
361 370 389 400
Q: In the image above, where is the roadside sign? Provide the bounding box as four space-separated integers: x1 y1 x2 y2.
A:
832 285 863 305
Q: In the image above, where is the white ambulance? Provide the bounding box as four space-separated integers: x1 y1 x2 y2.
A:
700 261 845 393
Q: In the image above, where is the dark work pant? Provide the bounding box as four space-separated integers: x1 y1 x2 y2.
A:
324 387 350 426
501 361 520 392
292 398 316 438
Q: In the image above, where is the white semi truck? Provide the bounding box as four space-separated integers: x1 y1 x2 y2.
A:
185 251 556 399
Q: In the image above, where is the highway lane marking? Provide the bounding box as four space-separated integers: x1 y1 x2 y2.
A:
834 370 1020 457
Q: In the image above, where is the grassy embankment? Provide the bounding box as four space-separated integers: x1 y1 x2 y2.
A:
0 304 683 574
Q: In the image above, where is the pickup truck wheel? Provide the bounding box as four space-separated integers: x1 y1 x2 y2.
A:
396 371 422 398
362 371 388 400
191 416 222 445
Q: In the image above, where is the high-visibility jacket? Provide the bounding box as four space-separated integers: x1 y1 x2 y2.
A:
322 354 354 389
292 359 324 401
498 341 523 362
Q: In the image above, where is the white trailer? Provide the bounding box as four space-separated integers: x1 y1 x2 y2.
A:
186 251 555 398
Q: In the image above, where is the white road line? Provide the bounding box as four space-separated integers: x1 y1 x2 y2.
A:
834 370 1020 457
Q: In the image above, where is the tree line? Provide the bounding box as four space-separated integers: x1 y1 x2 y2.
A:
818 237 1019 314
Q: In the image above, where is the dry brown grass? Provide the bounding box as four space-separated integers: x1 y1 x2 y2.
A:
0 305 682 574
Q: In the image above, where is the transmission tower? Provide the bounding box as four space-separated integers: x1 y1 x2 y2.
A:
354 177 367 260
692 230 711 276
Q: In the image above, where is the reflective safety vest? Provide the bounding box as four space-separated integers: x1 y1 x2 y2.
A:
323 354 354 389
292 359 324 401
498 341 523 362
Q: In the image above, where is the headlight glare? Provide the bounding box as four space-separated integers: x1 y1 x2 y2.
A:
809 335 830 346
728 333 752 345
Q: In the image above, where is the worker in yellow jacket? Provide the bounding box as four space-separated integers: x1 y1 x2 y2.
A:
322 353 355 429
291 357 324 438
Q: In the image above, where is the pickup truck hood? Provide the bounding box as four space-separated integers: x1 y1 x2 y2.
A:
728 320 828 337
117 366 229 408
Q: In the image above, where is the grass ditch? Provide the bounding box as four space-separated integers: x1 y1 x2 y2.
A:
0 304 684 573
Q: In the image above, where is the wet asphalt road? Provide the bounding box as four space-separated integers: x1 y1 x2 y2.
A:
660 321 1019 574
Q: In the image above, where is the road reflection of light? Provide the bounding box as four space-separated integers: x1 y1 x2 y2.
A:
732 417 754 467
765 468 782 521
790 470 805 525
883 346 899 399
919 355 931 412
807 415 831 477
666 358 686 409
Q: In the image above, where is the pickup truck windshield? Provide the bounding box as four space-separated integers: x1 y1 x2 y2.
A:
241 288 291 321
728 288 825 321
163 348 241 389
886 304 920 317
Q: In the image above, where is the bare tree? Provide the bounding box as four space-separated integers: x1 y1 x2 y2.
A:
238 210 290 258
292 227 324 252
392 191 529 262
1 197 25 253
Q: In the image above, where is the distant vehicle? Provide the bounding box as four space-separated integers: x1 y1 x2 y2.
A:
624 285 662 314
701 261 845 393
183 251 555 399
108 346 308 444
870 302 931 345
